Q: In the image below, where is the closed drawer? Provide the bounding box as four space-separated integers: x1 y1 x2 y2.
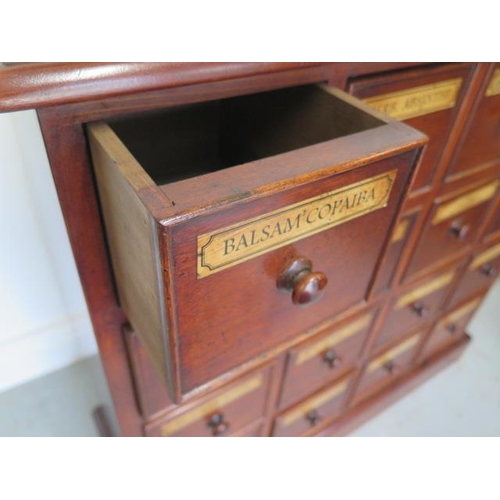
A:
483 196 500 241
372 211 419 294
349 63 474 192
353 331 423 405
124 328 173 420
447 241 500 309
376 268 458 348
145 365 273 437
446 64 500 180
419 295 483 362
406 180 499 277
273 374 354 437
88 83 425 399
230 418 266 437
279 309 377 409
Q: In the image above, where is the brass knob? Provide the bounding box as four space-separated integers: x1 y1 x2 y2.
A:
207 412 229 437
480 263 497 278
322 349 343 369
306 409 321 427
277 257 328 306
449 220 470 240
411 302 428 318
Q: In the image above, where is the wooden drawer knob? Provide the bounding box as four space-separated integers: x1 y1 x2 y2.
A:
383 360 401 375
207 412 229 436
449 220 470 240
278 257 328 306
306 409 321 427
322 349 343 369
411 302 428 318
480 263 497 278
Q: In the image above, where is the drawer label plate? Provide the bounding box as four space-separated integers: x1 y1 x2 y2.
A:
197 170 397 278
364 78 463 121
485 68 500 97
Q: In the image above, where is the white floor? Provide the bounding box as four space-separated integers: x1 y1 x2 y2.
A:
0 282 499 437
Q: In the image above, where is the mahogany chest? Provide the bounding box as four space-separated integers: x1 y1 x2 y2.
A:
1 62 498 436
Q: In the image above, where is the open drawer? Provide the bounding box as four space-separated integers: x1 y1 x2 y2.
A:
88 83 426 401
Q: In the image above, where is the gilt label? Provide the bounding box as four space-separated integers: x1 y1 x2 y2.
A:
486 68 500 97
364 78 463 121
197 170 397 278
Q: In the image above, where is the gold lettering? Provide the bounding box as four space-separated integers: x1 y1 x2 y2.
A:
197 170 397 278
364 79 462 121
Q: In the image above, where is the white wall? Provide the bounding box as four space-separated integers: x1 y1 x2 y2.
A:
0 110 97 392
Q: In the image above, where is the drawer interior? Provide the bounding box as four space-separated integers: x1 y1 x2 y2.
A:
108 84 384 187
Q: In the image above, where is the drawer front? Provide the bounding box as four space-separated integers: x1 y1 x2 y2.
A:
349 64 473 192
273 374 354 437
353 332 423 404
279 310 377 409
125 329 173 419
89 84 425 398
372 211 419 294
447 241 500 309
446 64 500 179
376 269 457 348
172 154 416 392
484 196 500 241
406 180 499 277
419 296 482 362
230 418 266 437
145 367 272 437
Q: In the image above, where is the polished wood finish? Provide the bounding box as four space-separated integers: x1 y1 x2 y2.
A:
88 86 424 397
145 363 275 437
406 180 500 278
352 330 424 405
375 265 460 349
279 308 377 409
273 374 354 437
418 294 483 362
1 62 495 436
349 63 476 194
445 63 500 180
447 239 500 309
317 334 470 437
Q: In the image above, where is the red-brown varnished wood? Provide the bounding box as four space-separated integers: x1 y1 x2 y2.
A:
36 117 144 436
144 363 275 437
278 306 378 410
316 334 470 436
348 63 476 194
445 63 500 180
446 237 500 309
0 63 427 113
405 178 500 279
417 292 484 363
0 63 492 436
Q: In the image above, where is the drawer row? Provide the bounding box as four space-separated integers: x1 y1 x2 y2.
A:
348 62 500 193
129 260 491 436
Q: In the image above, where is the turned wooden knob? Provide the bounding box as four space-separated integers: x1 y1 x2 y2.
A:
411 302 428 318
277 257 328 306
449 220 470 240
480 263 497 278
383 360 401 375
207 412 229 436
306 409 321 427
322 349 343 369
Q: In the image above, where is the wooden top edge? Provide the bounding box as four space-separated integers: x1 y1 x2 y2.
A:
0 62 327 112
